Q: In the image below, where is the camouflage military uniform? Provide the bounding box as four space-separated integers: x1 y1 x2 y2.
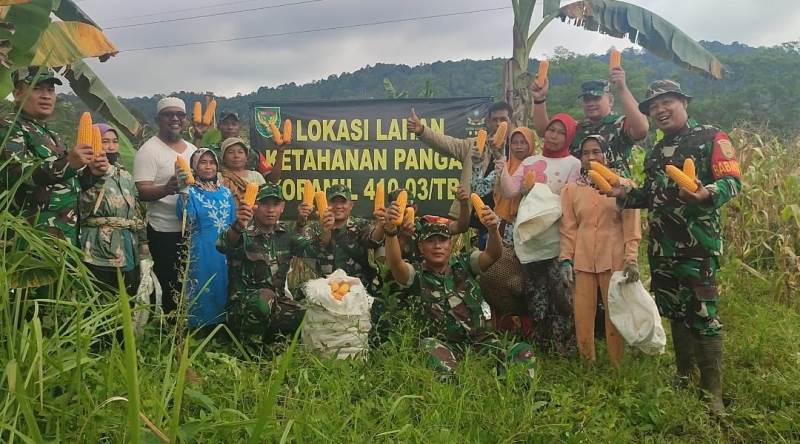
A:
570 113 636 177
310 216 380 290
0 114 80 245
400 222 535 374
218 217 316 342
621 122 741 336
79 164 147 270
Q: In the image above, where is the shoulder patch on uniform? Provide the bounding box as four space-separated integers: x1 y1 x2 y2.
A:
710 131 740 179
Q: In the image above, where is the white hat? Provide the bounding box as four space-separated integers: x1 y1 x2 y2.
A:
156 97 186 114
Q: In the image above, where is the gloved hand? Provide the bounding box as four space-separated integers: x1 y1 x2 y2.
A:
622 261 640 283
559 259 574 287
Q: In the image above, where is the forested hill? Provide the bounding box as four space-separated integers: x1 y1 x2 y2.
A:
93 40 800 138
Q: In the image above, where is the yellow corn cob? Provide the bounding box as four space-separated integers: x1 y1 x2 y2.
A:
683 158 696 181
536 59 549 87
269 121 284 145
282 119 293 144
314 190 328 216
666 165 699 192
393 190 408 226
470 193 485 213
492 121 508 148
523 171 536 190
302 180 315 205
609 48 621 69
202 99 217 125
76 112 93 146
589 161 620 186
588 170 613 193
91 126 103 157
374 182 384 211
475 129 488 154
403 207 415 225
243 182 259 206
175 156 195 185
330 281 341 292
193 101 202 124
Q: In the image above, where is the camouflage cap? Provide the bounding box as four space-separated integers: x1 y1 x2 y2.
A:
638 79 692 114
326 184 351 201
417 215 451 241
388 188 416 206
219 110 240 122
12 66 62 86
256 183 284 202
578 80 609 98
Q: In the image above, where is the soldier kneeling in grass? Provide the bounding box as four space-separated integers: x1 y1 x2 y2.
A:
382 201 535 376
217 183 321 345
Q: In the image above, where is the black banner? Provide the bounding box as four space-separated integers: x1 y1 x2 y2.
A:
250 97 492 218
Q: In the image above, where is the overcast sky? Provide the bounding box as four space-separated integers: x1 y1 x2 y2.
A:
76 0 800 98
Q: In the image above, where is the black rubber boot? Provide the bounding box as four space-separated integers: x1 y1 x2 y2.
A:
670 320 696 388
695 334 725 416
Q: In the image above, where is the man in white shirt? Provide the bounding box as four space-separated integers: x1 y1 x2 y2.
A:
134 97 197 313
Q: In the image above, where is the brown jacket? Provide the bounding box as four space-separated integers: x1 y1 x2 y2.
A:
418 126 496 218
559 181 641 273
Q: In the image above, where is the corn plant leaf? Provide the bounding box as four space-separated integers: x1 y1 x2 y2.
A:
558 0 724 78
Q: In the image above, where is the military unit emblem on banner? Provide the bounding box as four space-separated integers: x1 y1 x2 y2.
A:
254 106 281 139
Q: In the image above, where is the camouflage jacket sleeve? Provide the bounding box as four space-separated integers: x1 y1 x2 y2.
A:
704 132 742 209
356 218 381 250
619 180 650 209
0 120 73 188
216 226 243 256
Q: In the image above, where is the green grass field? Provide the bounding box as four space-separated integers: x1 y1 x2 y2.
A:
3 258 796 443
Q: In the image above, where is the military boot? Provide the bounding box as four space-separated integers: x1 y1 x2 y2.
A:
670 320 696 388
695 334 725 416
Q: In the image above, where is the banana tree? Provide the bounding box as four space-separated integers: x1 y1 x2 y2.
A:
506 0 724 127
0 0 141 139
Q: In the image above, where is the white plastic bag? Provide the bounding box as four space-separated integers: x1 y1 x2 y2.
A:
607 271 666 355
514 183 562 264
302 269 374 359
133 259 162 336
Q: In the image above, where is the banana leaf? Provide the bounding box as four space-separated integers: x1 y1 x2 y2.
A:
558 0 723 78
0 0 54 94
35 0 117 66
64 59 142 140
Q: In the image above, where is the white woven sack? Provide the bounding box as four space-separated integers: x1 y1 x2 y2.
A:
514 183 562 264
302 269 374 359
607 271 666 355
133 259 162 336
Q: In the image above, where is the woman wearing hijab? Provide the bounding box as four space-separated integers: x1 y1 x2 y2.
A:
219 137 266 206
177 148 236 328
500 114 581 354
80 123 149 293
560 135 641 367
470 126 538 337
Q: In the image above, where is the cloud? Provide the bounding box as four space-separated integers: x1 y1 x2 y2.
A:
78 0 799 97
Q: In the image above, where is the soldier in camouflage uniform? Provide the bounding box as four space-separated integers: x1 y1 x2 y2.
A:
383 203 534 375
606 80 742 415
194 110 286 182
309 184 385 293
532 67 649 176
0 67 93 246
79 123 149 292
217 183 319 344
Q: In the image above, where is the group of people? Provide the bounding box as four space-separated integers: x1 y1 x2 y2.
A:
1 63 741 415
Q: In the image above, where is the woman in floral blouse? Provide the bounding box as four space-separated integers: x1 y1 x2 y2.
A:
177 148 236 328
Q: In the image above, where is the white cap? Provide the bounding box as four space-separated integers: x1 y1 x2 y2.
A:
156 97 186 114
